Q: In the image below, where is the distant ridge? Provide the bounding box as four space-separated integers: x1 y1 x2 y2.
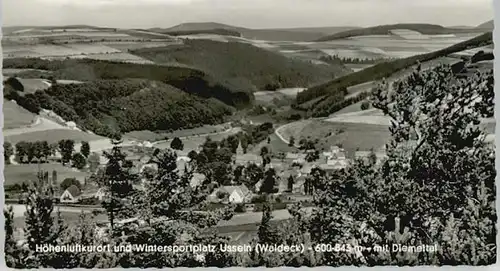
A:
315 23 488 41
150 22 357 42
476 20 493 30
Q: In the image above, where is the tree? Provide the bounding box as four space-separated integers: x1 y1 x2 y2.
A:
60 178 82 191
260 168 278 194
240 135 249 153
88 153 101 173
187 150 198 161
245 163 264 190
287 175 295 192
23 174 67 268
267 137 271 144
15 141 29 163
58 139 75 165
4 206 24 268
305 150 320 162
97 139 139 234
288 136 295 147
296 65 496 266
170 137 184 151
52 170 58 184
72 152 87 169
80 141 90 158
257 203 278 244
4 142 13 165
260 146 270 167
360 100 370 110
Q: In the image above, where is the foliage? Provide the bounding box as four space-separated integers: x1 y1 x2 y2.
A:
305 150 320 162
4 141 14 164
97 140 140 233
60 178 82 191
260 168 278 194
23 175 67 268
3 57 252 107
10 79 233 138
195 137 234 185
72 152 87 169
14 140 52 164
133 39 348 93
234 203 247 213
290 64 496 266
58 139 75 165
360 100 370 110
170 137 184 151
80 141 90 158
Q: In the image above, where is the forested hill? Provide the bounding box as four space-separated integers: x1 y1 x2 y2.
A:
316 23 487 41
3 58 253 108
132 39 350 92
296 32 493 117
4 79 233 138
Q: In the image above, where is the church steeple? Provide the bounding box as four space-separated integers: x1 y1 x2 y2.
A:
236 140 244 155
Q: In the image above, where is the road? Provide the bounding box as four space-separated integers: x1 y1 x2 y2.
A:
274 60 464 145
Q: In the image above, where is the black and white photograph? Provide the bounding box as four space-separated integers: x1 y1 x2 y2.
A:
1 0 496 268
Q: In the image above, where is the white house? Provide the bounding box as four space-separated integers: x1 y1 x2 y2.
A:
60 185 82 203
211 185 252 204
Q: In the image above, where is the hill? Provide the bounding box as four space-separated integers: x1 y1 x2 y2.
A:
152 22 355 41
155 22 245 32
297 32 493 117
316 23 486 41
477 20 494 30
2 58 253 108
4 79 233 138
132 39 349 92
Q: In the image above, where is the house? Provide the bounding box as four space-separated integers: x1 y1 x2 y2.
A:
60 185 82 203
190 173 206 187
211 185 252 204
234 141 261 165
80 187 107 201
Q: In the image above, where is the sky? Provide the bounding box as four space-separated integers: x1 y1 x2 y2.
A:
2 0 494 29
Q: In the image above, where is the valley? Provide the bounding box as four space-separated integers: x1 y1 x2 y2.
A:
2 18 495 267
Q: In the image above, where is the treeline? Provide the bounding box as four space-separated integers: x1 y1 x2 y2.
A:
310 91 371 117
2 58 253 108
5 79 234 138
319 55 394 65
296 32 493 112
132 39 348 92
6 140 91 169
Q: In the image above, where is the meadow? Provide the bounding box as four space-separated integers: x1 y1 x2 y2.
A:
4 164 92 186
4 129 104 145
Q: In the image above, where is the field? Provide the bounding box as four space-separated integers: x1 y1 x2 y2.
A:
3 100 36 129
124 123 232 142
4 164 91 186
4 129 104 145
152 127 243 156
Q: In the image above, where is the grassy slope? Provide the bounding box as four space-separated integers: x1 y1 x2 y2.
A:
296 32 493 115
3 99 36 129
132 39 349 92
3 58 253 107
316 23 487 41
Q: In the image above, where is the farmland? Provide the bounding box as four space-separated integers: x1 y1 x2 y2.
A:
3 100 36 129
4 164 91 186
